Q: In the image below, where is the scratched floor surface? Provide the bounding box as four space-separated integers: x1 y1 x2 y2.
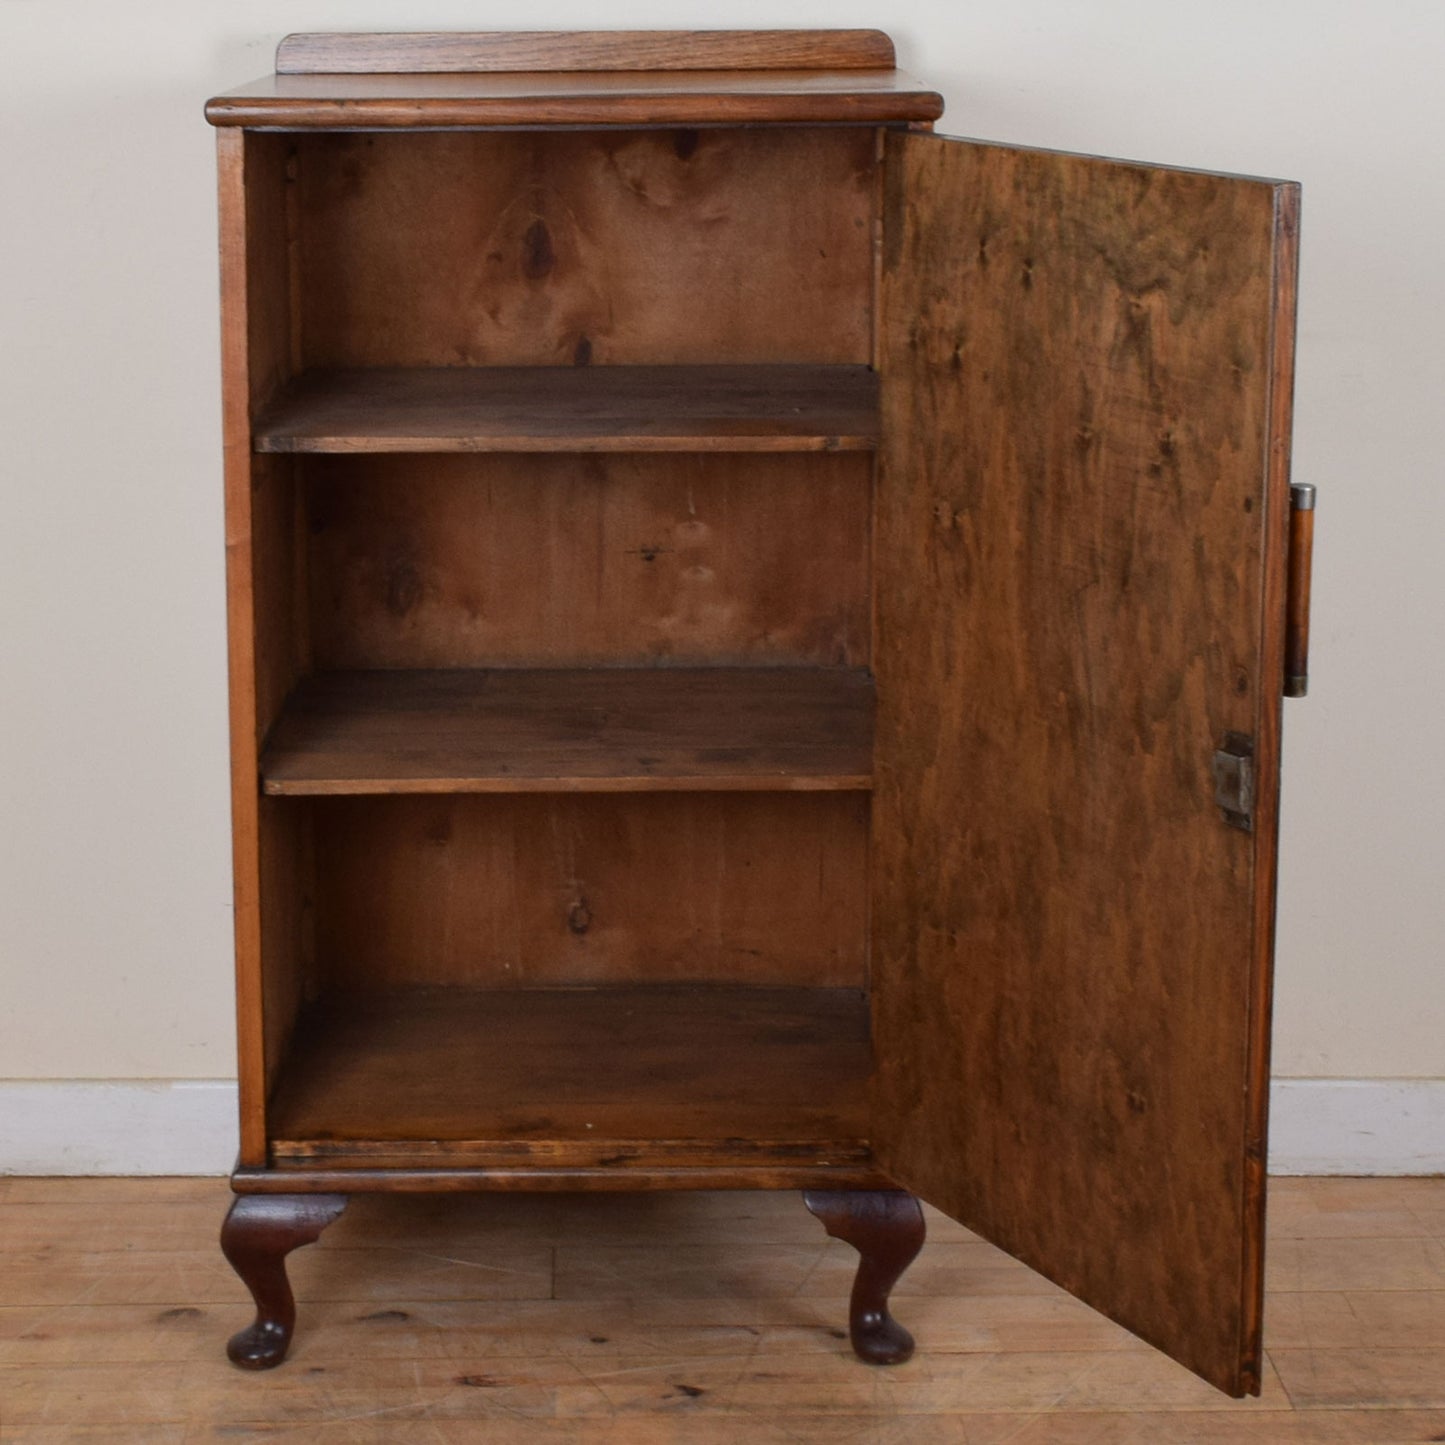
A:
2 1176 1444 1441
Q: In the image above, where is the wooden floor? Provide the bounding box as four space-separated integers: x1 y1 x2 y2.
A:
2 1177 1443 1442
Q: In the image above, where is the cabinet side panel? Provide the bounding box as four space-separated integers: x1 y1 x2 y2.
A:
217 129 263 1163
242 138 295 416
252 456 313 1098
871 132 1297 1395
249 455 308 743
218 131 307 1163
305 453 870 669
311 794 868 990
294 129 875 367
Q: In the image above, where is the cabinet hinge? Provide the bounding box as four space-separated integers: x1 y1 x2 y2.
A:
1212 732 1255 832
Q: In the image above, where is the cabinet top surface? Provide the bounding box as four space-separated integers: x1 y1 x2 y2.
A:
205 29 944 128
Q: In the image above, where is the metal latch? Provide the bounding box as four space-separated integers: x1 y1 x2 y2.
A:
1212 732 1255 831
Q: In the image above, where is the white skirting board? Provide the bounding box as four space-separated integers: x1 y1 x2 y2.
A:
1267 1079 1445 1176
0 1078 1441 1177
0 1081 239 1177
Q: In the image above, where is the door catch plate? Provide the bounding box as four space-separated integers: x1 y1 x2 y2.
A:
1212 732 1255 832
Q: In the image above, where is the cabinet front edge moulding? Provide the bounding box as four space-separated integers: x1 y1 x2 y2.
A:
205 72 943 130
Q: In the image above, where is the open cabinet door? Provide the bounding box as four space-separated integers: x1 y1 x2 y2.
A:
871 131 1299 1396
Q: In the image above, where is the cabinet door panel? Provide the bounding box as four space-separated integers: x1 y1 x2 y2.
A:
873 131 1298 1396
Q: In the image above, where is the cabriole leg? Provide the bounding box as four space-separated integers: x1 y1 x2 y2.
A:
803 1189 925 1364
220 1193 347 1369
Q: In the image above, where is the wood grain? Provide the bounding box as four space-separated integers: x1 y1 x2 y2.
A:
217 131 304 1166
264 985 871 1173
308 792 868 990
232 142 312 1126
216 127 265 1167
7 1178 1443 1437
274 30 898 74
260 667 873 795
870 132 1300 1397
253 365 879 455
235 1163 887 1193
255 796 313 1090
291 129 875 368
205 69 943 128
303 452 872 671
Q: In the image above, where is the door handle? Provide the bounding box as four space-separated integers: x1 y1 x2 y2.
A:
1284 483 1315 697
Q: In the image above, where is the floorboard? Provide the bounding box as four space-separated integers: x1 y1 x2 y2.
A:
1 1177 1443 1440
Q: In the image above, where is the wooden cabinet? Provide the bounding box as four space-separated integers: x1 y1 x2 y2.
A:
206 29 1311 1397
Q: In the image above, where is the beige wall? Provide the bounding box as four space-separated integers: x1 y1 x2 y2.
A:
2 1 1441 1082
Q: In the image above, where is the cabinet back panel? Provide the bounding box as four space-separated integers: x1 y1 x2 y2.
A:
311 793 868 989
305 453 871 668
293 128 875 367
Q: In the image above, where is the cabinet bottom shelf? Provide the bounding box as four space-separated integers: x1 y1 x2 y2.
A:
266 984 873 1177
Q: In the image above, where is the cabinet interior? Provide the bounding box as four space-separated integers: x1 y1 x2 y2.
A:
244 126 884 1173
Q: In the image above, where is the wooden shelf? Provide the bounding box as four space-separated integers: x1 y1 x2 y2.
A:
267 984 872 1172
253 366 879 455
260 667 875 795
